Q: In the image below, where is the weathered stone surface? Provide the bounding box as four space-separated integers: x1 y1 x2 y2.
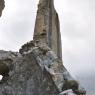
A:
0 61 9 77
34 0 62 60
0 49 60 95
0 50 21 70
0 0 86 95
19 41 86 95
19 41 71 91
0 0 5 17
0 42 85 95
0 50 21 81
0 50 20 60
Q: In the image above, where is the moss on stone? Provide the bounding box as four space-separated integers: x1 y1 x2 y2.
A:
62 80 79 91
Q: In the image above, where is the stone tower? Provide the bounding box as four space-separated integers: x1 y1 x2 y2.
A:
33 0 62 60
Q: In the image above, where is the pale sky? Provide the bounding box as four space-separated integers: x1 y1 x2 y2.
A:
0 0 95 95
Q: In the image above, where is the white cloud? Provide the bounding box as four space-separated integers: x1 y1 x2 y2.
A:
0 0 39 51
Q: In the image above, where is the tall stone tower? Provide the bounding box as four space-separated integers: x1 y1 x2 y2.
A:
33 0 62 60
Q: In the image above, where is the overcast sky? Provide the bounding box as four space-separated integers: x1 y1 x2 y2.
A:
0 0 95 95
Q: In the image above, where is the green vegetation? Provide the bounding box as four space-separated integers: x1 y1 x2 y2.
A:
62 80 79 91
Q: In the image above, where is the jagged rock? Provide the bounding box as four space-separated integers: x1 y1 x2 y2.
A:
0 61 9 77
58 89 76 95
0 50 21 70
0 0 5 16
0 0 86 95
0 50 20 60
0 42 86 95
0 49 60 95
0 50 21 81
